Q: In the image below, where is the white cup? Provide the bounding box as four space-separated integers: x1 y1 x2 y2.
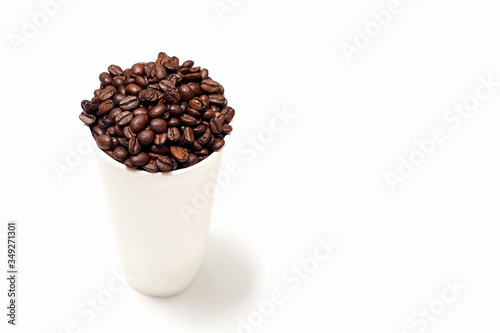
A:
94 136 229 297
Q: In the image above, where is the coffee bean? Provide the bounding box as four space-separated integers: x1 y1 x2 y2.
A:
117 85 126 95
188 83 203 96
151 144 170 155
208 94 227 106
183 154 199 167
221 107 235 122
155 64 167 80
130 152 149 166
154 132 168 146
124 126 135 139
167 127 181 142
156 52 169 66
184 72 202 81
135 76 148 88
130 114 149 133
113 146 129 162
99 72 113 86
169 104 183 117
210 117 222 134
195 148 209 156
132 107 148 116
98 100 114 114
163 56 179 71
119 96 139 111
186 108 201 118
198 127 212 145
79 113 96 125
126 84 142 95
156 155 173 171
202 109 216 120
137 130 156 146
128 137 142 155
96 134 113 150
131 63 145 76
170 146 189 162
113 94 126 105
180 114 197 126
167 118 181 127
193 124 206 135
108 65 124 76
150 118 167 133
212 138 225 151
222 123 233 133
116 111 133 126
201 68 209 80
98 86 116 101
143 159 158 172
183 127 195 144
201 79 220 93
182 60 194 68
124 158 135 169
149 105 167 118
178 84 194 102
113 76 125 87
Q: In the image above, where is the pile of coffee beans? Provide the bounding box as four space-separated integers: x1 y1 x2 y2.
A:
79 52 235 172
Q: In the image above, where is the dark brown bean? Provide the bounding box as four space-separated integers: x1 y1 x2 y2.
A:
119 96 139 111
96 134 113 150
98 100 114 114
154 132 168 146
150 118 167 133
116 111 133 126
167 118 181 127
183 154 199 168
113 146 129 162
212 138 225 151
79 113 96 125
193 125 206 135
99 72 113 86
201 79 221 93
167 127 181 142
183 127 195 144
210 117 222 134
143 159 158 172
130 152 149 166
180 114 197 126
126 84 142 95
130 114 149 133
128 137 142 155
170 146 189 162
149 105 167 118
137 130 155 145
156 155 173 171
178 84 194 102
108 65 124 76
131 63 145 76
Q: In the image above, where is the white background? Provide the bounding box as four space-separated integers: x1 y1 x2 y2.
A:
1 0 499 332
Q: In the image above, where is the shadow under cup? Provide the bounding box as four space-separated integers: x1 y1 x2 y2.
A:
94 134 230 297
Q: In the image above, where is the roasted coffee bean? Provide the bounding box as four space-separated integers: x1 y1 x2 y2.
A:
167 117 181 127
135 76 148 87
170 146 189 162
183 127 195 144
149 104 167 118
184 72 202 81
156 155 173 171
108 65 124 76
150 118 167 133
143 159 158 172
210 117 222 134
222 123 233 133
113 94 126 105
201 79 220 93
212 138 225 151
169 104 183 117
180 114 197 126
156 52 169 65
202 109 216 120
113 76 125 87
125 77 136 85
99 72 113 86
109 108 122 123
119 96 139 111
117 85 126 95
96 134 113 150
198 127 212 145
194 148 209 156
79 112 96 125
167 127 181 142
98 100 114 114
183 154 199 167
139 88 159 102
98 118 109 130
163 56 179 71
208 94 227 106
98 86 116 101
132 107 148 116
201 68 209 80
117 136 128 147
126 84 142 95
113 146 129 162
124 158 135 169
116 111 133 126
163 88 181 104
114 125 125 137
193 125 206 135
154 132 168 146
128 137 142 155
130 114 149 133
151 144 170 155
92 125 105 136
131 63 145 76
81 100 92 112
186 108 201 118
182 60 194 68
123 126 134 139
130 152 149 166
188 83 203 96
221 107 235 122
137 130 155 145
166 73 183 85
178 84 194 102
155 64 167 80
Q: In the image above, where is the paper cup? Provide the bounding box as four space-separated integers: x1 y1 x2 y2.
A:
94 135 229 297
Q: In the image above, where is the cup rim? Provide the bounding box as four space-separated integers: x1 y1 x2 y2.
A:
93 131 231 178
